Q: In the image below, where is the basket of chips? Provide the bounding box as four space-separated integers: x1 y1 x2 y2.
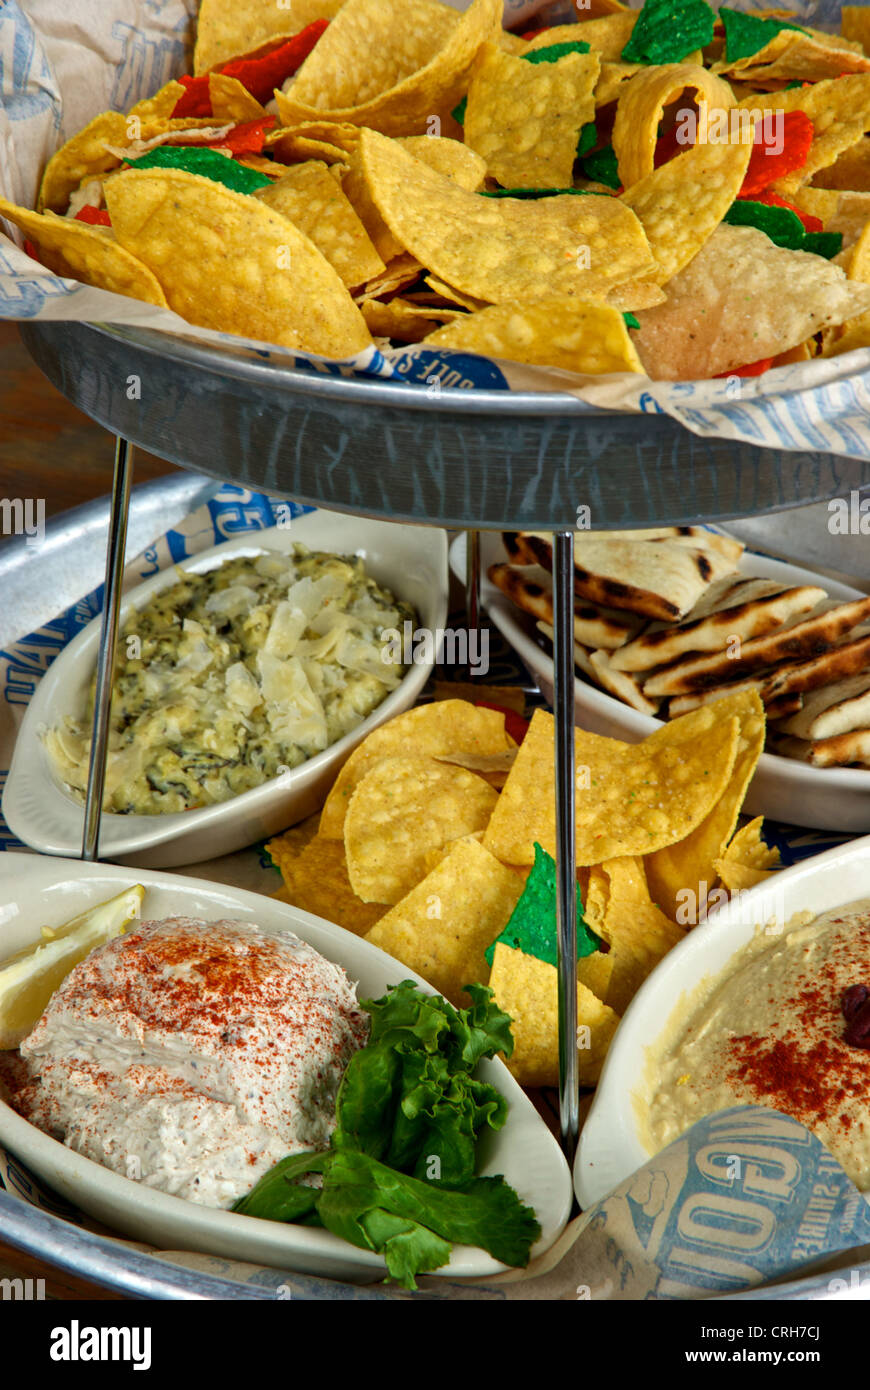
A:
2 0 870 467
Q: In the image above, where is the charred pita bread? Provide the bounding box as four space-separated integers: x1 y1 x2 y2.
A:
517 531 741 622
610 579 826 673
763 632 870 702
770 729 870 768
488 563 643 650
668 681 796 718
643 598 870 696
535 622 662 715
774 672 870 741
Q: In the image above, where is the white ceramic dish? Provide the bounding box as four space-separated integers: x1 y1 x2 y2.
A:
0 854 572 1284
575 833 870 1210
4 512 448 868
450 531 870 832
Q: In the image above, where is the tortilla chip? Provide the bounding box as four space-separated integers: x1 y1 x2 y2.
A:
129 82 188 121
275 0 502 137
424 298 643 374
104 167 372 356
361 127 655 305
843 6 870 54
594 856 685 1013
0 197 168 306
194 0 345 75
38 111 132 213
633 223 870 380
645 690 766 921
464 42 600 190
257 161 385 286
613 63 735 190
482 705 741 867
363 296 462 342
365 838 523 1007
344 755 499 904
320 699 513 840
208 73 267 122
621 136 752 284
266 832 385 936
488 942 620 1088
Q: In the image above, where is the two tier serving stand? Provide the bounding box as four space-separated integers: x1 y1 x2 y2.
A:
7 316 870 1298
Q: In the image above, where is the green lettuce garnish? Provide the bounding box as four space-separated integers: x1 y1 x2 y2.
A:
232 982 540 1289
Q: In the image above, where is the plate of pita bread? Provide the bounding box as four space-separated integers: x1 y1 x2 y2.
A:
450 528 870 833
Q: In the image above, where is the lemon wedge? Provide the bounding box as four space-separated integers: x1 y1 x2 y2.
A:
0 885 145 1049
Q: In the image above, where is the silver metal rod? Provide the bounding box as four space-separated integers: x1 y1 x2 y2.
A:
81 437 135 861
465 529 481 678
553 529 579 1165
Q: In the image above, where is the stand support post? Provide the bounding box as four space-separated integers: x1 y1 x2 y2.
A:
81 436 135 861
553 529 579 1165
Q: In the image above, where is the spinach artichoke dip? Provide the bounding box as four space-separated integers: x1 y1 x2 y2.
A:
6 916 369 1207
641 900 870 1190
45 548 415 814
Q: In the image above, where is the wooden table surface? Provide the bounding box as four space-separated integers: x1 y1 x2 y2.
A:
0 320 181 1299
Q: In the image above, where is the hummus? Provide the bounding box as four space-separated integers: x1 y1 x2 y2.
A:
6 916 368 1207
641 899 870 1190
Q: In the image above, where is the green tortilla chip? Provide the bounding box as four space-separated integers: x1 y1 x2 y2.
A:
621 0 715 66
128 146 272 195
522 40 591 64
484 842 602 970
719 6 807 64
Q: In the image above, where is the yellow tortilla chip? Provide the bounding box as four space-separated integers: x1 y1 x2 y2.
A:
714 29 870 83
711 811 778 889
275 0 502 137
464 42 600 189
595 61 645 108
266 831 384 936
344 755 499 905
104 167 372 356
38 111 131 213
320 699 514 839
571 12 639 61
208 73 267 122
129 82 187 121
424 298 643 374
843 6 870 54
193 0 345 75
488 943 620 1089
621 136 752 284
363 296 462 342
0 197 168 306
360 128 655 304
824 218 870 356
613 63 735 190
813 140 870 193
645 690 766 921
594 856 684 1013
365 838 523 1007
738 76 870 197
257 161 385 286
482 705 741 867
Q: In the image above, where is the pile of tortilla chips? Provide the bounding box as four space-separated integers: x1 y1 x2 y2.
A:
268 688 776 1091
5 0 870 379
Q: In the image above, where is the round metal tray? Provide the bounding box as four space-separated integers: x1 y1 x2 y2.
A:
20 320 870 529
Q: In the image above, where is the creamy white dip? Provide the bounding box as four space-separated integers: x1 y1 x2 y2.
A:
11 917 368 1207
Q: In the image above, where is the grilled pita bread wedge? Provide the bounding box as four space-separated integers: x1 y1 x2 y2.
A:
770 730 870 768
667 681 794 718
488 563 643 649
774 673 870 741
610 579 826 672
762 633 870 702
643 598 870 696
517 531 741 622
536 622 662 715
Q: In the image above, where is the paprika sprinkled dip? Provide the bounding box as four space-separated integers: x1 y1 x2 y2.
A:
640 899 870 1190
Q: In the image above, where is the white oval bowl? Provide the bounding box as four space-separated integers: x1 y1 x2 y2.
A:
4 512 448 868
0 854 572 1284
575 833 870 1210
451 532 870 833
